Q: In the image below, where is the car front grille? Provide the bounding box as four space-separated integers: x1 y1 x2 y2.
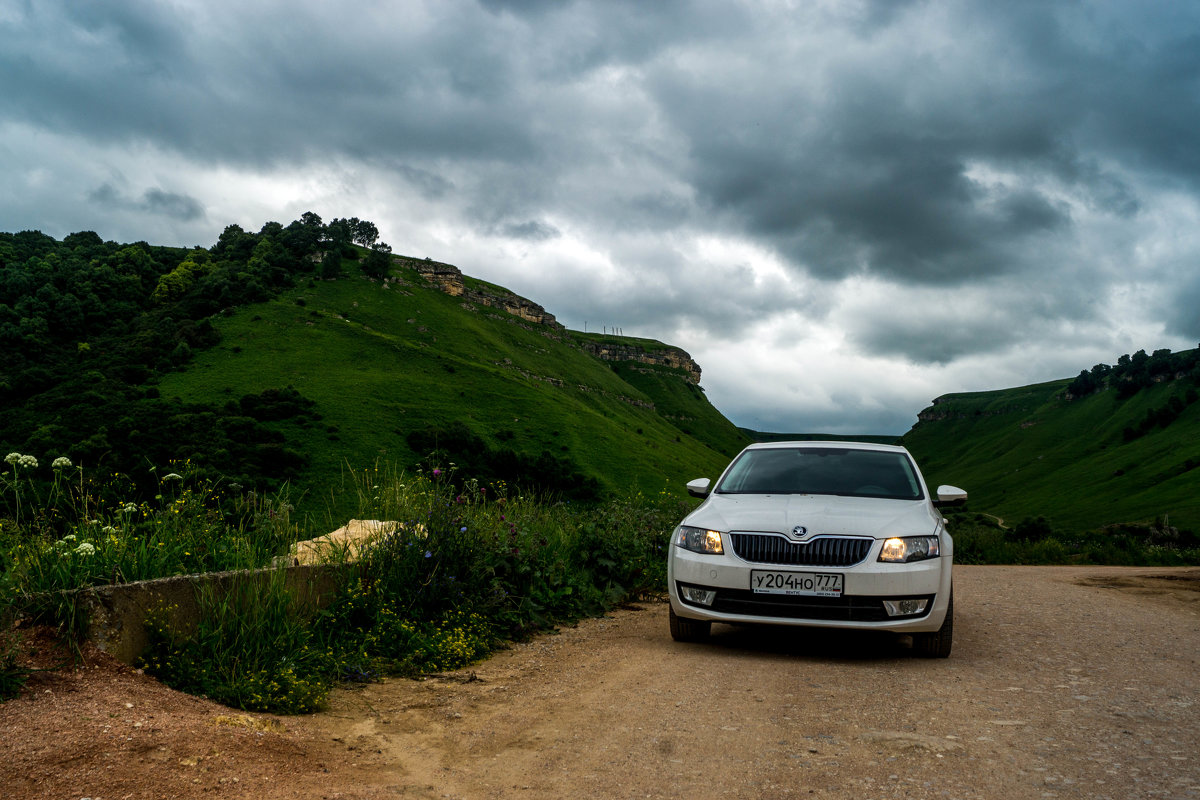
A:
698 588 935 622
729 533 872 567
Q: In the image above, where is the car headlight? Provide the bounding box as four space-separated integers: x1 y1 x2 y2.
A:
879 535 940 563
675 525 724 555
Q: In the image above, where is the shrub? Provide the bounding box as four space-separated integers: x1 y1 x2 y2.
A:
1011 516 1055 543
141 573 334 714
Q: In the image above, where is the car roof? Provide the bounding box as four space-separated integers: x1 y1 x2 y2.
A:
741 440 909 454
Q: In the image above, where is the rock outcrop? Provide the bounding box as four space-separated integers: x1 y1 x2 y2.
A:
580 341 702 384
398 254 701 383
397 256 562 329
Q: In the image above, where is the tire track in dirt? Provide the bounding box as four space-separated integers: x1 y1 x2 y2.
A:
305 565 1200 799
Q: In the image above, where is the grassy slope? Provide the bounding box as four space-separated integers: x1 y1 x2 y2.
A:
608 361 749 459
157 261 748 522
901 376 1200 533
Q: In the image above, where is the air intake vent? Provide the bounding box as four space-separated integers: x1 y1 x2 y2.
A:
729 534 872 567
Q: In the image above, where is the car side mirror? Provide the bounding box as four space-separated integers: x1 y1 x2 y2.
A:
934 485 967 507
686 478 711 498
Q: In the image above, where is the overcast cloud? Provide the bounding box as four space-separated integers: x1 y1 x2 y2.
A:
3 0 1199 434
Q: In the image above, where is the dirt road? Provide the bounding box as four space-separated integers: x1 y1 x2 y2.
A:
4 565 1199 799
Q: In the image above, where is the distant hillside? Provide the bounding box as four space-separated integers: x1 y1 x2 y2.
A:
154 249 749 520
901 350 1200 534
0 218 749 529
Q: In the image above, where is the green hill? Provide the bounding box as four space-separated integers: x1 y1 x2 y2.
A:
0 219 749 530
901 360 1200 534
154 256 749 520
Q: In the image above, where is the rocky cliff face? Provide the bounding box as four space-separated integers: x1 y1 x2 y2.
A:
397 256 562 329
579 341 702 384
398 254 702 383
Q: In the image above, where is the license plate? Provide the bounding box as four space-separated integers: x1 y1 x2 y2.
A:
750 570 843 597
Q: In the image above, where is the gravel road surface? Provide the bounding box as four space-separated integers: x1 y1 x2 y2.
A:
3 565 1198 799
312 565 1200 799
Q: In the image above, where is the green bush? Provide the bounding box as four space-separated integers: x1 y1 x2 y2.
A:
131 464 685 714
141 573 333 714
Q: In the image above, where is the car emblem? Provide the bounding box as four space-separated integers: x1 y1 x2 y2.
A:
791 525 808 539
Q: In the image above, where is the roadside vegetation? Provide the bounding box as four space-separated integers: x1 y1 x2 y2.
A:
947 511 1200 566
0 457 683 711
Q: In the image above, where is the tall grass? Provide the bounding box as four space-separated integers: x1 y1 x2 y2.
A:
0 457 297 645
137 464 685 712
142 571 331 714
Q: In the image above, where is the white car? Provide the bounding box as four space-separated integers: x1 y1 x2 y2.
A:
667 441 965 657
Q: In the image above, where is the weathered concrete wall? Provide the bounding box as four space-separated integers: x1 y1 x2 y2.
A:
79 564 348 666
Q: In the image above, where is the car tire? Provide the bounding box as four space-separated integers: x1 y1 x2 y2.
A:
912 590 953 658
669 604 712 643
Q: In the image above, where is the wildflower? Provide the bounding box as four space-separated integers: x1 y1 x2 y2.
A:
162 473 183 481
17 454 37 468
4 452 19 464
101 525 117 535
460 526 467 533
424 550 433 558
122 503 138 514
432 468 442 477
74 542 96 556
52 456 73 469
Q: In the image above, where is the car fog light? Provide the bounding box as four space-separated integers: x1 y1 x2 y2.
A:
680 586 717 606
882 598 928 617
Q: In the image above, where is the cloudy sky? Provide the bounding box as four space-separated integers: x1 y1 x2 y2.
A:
4 0 1200 434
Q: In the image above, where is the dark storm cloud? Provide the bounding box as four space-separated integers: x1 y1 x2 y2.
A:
0 1 544 165
142 189 205 222
498 220 560 241
4 0 1200 430
849 308 1019 366
388 165 453 201
88 183 205 222
1167 278 1200 341
645 1 1200 289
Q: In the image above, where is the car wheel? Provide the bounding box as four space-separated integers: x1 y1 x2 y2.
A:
669 604 711 643
912 590 953 658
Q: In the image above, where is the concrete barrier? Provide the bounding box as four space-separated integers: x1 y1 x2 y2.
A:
79 563 351 665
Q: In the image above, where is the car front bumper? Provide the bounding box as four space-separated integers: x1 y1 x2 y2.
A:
668 541 952 634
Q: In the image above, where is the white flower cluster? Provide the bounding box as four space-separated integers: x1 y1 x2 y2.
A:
5 452 37 468
52 456 73 469
52 533 97 557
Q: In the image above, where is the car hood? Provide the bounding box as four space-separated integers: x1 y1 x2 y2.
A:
682 493 939 538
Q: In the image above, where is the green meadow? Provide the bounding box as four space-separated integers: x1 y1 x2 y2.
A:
155 259 748 525
902 371 1200 534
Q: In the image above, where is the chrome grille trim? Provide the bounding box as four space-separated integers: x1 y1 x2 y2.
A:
729 533 873 567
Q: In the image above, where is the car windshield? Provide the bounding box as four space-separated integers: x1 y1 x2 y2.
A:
715 447 924 500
